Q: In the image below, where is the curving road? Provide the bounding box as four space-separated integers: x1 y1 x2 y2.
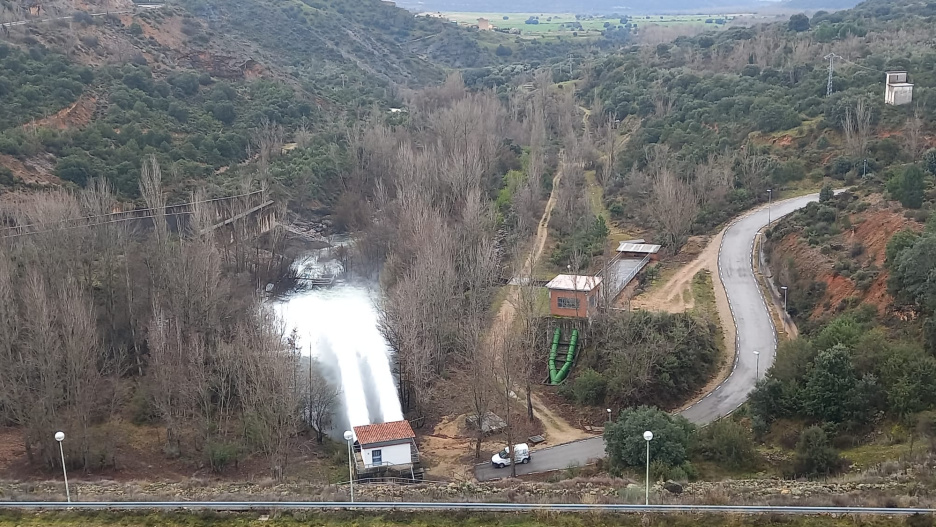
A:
679 192 820 423
476 193 821 481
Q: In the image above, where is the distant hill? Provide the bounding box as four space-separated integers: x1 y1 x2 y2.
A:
394 0 776 15
780 0 860 10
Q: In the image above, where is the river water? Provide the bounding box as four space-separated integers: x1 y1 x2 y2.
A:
272 246 402 435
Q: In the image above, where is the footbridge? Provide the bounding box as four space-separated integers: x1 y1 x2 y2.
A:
0 189 277 244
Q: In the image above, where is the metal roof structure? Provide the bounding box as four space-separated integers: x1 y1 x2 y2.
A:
353 420 416 446
616 242 662 254
544 274 602 292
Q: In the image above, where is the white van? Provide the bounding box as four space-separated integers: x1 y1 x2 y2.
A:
491 443 531 468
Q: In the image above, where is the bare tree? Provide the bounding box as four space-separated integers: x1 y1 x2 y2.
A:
843 98 872 159
651 83 674 118
904 107 925 161
735 143 772 195
513 248 541 423
496 329 521 478
644 146 699 252
692 153 732 210
307 357 341 444
140 155 167 247
237 311 302 480
58 274 103 469
599 112 619 188
251 117 285 184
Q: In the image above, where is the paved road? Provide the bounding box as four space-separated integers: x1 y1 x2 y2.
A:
680 192 820 423
0 501 934 515
476 193 821 481
474 437 606 481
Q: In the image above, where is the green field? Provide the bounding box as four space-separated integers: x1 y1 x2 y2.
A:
439 12 740 37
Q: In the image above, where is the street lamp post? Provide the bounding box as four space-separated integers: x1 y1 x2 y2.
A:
643 430 653 505
343 430 355 502
767 189 773 225
781 286 788 312
606 408 612 423
54 431 70 503
754 351 761 381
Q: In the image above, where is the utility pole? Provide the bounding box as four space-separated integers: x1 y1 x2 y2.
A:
824 53 842 97
568 52 574 76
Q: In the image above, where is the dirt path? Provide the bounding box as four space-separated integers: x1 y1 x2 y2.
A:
489 155 589 444
528 393 589 444
632 232 721 313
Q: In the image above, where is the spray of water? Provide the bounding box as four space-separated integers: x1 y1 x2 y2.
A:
274 253 402 432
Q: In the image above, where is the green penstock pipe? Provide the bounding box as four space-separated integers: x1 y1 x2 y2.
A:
548 327 561 384
555 329 579 383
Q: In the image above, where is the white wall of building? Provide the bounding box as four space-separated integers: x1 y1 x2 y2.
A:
885 86 913 106
361 442 411 467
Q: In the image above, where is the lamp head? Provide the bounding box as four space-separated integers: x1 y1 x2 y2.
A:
54 431 65 442
343 431 354 442
643 430 653 441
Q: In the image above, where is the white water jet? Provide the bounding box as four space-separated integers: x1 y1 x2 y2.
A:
274 252 402 431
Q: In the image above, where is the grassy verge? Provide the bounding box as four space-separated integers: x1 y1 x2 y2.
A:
635 264 677 298
842 442 913 471
583 169 635 256
0 510 926 527
689 269 718 322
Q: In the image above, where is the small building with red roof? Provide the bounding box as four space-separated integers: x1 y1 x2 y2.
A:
352 420 419 477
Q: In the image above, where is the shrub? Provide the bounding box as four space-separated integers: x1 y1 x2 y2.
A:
79 35 100 48
794 426 842 478
901 165 926 209
886 229 920 267
72 10 95 25
604 406 695 475
0 165 13 186
849 242 864 257
788 13 810 31
566 368 607 406
694 419 758 470
924 149 936 176
889 165 926 209
206 441 240 473
495 44 513 57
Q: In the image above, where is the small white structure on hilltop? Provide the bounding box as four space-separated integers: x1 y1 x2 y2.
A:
885 71 913 106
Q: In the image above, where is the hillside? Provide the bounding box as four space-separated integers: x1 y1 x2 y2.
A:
0 0 576 204
766 192 922 328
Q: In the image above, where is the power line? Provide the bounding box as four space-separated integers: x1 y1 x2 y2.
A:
824 53 843 97
839 56 879 73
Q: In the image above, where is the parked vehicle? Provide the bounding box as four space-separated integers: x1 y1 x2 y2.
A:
491 443 530 468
